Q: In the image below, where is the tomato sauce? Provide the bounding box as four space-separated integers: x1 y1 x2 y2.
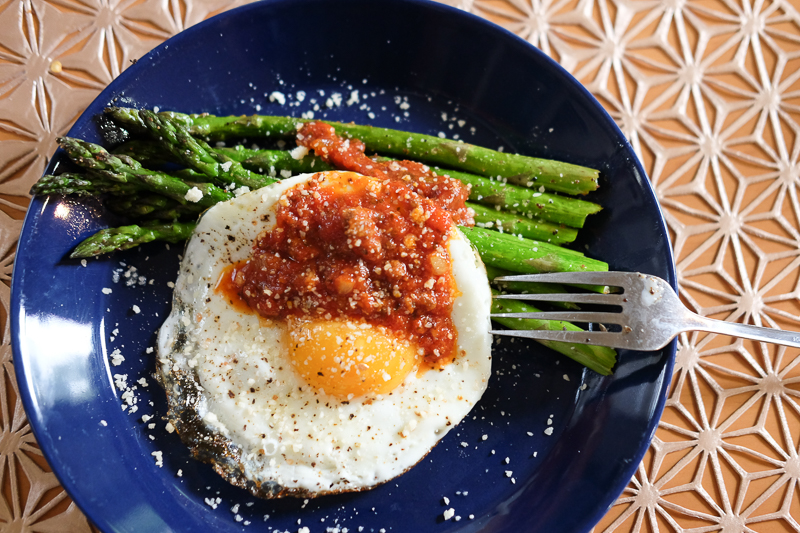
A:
296 122 474 227
221 124 474 365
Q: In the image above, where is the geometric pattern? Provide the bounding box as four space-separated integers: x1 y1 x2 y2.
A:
1 0 799 531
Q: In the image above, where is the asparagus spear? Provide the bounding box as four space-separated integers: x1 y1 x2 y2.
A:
113 140 174 167
30 173 139 197
56 137 234 208
491 293 616 375
137 110 277 191
106 194 208 220
442 167 601 228
485 265 579 310
238 150 334 175
239 147 599 229
70 221 196 258
470 203 577 245
109 109 603 227
460 226 607 274
106 107 600 196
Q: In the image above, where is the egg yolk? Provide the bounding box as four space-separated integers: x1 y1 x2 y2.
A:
287 318 419 399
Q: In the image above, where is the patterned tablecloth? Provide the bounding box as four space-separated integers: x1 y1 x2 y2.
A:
1 0 799 531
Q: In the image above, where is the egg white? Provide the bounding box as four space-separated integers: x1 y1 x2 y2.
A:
156 172 492 498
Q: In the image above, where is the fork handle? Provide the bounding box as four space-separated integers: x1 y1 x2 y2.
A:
690 313 800 348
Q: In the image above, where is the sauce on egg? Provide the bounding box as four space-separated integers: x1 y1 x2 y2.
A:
216 170 471 374
295 122 474 227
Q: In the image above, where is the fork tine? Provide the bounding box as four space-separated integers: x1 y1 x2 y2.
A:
494 271 634 287
489 329 637 349
493 292 624 305
490 310 624 324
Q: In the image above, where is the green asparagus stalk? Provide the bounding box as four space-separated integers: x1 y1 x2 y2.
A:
485 265 579 310
70 221 196 258
106 107 600 195
137 110 277 191
30 173 139 197
112 194 174 212
112 140 174 167
111 139 598 232
57 137 234 208
106 194 207 220
491 293 616 375
113 140 333 180
460 226 607 274
470 203 577 245
238 150 334 175
144 205 205 221
365 158 600 229
441 167 601 228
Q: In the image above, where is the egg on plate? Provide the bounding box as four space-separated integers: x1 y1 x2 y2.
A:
156 171 492 498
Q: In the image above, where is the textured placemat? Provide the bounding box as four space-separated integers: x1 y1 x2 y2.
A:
1 0 798 531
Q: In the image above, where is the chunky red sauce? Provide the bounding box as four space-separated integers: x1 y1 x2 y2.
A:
218 124 475 365
296 122 474 227
222 171 465 364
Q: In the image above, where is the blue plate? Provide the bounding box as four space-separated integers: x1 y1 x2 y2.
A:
11 1 675 532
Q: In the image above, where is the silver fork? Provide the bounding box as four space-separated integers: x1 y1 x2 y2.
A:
491 271 800 350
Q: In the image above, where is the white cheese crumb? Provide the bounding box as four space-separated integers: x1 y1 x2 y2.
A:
132 304 140 314
505 470 513 477
233 186 250 197
165 422 175 433
99 420 107 426
151 451 163 467
481 434 488 441
544 427 554 436
184 187 204 203
101 288 112 294
269 91 286 105
443 496 450 505
563 374 570 381
113 374 128 390
177 469 182 477
443 508 455 520
205 497 219 509
80 259 87 267
109 349 124 366
290 145 309 160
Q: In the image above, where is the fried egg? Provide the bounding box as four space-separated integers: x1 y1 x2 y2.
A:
156 172 492 498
